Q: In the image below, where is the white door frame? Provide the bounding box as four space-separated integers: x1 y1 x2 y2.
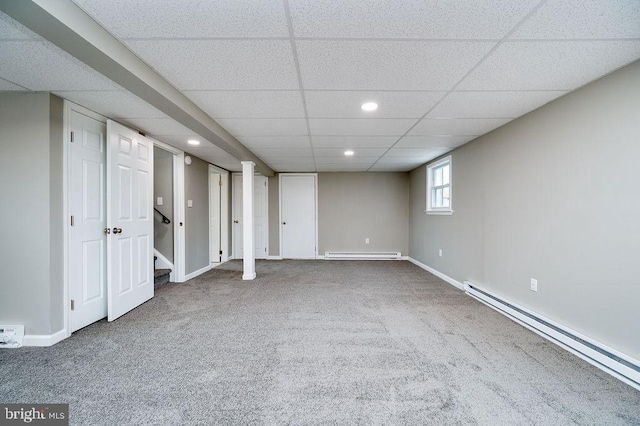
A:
63 101 108 339
149 138 186 282
231 173 268 259
279 173 319 259
209 164 229 263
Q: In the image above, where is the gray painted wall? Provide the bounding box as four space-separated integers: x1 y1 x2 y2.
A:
0 93 64 335
319 172 409 254
154 147 174 262
268 174 280 256
184 155 210 274
409 60 640 359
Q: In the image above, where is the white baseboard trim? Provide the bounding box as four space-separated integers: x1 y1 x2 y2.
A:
183 263 213 282
316 255 325 260
23 329 67 347
465 281 640 391
266 256 282 260
407 257 464 290
401 256 409 260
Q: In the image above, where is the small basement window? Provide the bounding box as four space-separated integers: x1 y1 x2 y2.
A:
426 156 452 214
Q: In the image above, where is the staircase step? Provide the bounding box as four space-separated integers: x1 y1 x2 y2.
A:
154 268 172 288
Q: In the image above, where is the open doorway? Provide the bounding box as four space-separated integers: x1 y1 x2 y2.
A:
153 146 174 284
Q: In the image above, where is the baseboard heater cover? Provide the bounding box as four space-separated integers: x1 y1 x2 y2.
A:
464 281 640 390
324 252 401 260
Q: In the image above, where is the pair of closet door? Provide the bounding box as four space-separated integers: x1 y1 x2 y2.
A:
69 113 153 332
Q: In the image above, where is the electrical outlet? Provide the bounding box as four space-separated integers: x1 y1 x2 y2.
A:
439 249 442 257
530 278 538 292
187 200 193 208
156 197 163 206
365 238 369 244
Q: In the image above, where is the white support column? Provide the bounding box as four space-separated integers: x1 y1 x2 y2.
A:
241 161 256 280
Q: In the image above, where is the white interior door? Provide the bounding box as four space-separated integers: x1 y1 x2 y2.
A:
69 110 107 332
107 120 154 321
210 170 221 263
281 174 317 259
233 174 267 259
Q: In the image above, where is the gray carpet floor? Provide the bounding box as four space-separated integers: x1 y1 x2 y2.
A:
1 260 639 425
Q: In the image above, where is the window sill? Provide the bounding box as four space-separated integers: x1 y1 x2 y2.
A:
425 210 453 215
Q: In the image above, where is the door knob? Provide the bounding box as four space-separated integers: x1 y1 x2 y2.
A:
104 228 111 234
113 227 122 234
234 220 239 223
282 221 286 225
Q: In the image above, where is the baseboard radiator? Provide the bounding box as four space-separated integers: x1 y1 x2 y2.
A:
324 252 401 260
464 281 640 390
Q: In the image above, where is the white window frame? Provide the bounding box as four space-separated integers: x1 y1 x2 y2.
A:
426 155 453 215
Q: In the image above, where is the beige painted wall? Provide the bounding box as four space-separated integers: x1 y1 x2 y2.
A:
319 172 409 254
0 93 64 336
409 60 640 359
184 154 210 274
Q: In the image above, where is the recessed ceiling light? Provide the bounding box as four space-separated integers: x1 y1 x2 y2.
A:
361 102 378 112
344 150 354 156
188 139 200 145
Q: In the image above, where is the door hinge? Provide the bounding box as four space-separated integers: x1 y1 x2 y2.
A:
265 247 267 252
70 300 75 310
219 179 223 186
70 131 74 142
219 250 223 255
70 215 74 226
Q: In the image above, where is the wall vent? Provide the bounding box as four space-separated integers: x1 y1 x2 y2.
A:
0 325 24 349
464 281 640 390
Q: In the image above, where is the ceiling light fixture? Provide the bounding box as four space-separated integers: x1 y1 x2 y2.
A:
361 102 378 112
188 139 200 145
344 150 354 156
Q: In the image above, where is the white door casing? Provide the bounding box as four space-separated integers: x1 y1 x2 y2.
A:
69 110 108 332
280 174 317 259
232 174 267 259
210 170 221 263
107 120 154 321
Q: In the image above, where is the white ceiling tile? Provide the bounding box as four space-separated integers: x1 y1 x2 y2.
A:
385 147 450 158
458 41 640 91
314 148 387 157
289 0 539 39
512 0 640 40
265 157 316 164
252 148 313 158
316 164 372 172
369 163 416 172
217 119 308 136
73 0 289 38
394 136 475 149
305 91 445 118
308 119 415 136
120 118 194 136
267 163 316 172
0 11 40 40
0 41 121 91
311 136 397 148
126 40 299 90
184 91 305 118
239 136 312 149
55 90 167 119
377 156 431 165
428 91 567 119
314 156 379 164
297 40 494 90
408 118 511 136
0 78 26 91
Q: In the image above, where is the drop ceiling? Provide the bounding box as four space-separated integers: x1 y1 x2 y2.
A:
1 0 639 173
